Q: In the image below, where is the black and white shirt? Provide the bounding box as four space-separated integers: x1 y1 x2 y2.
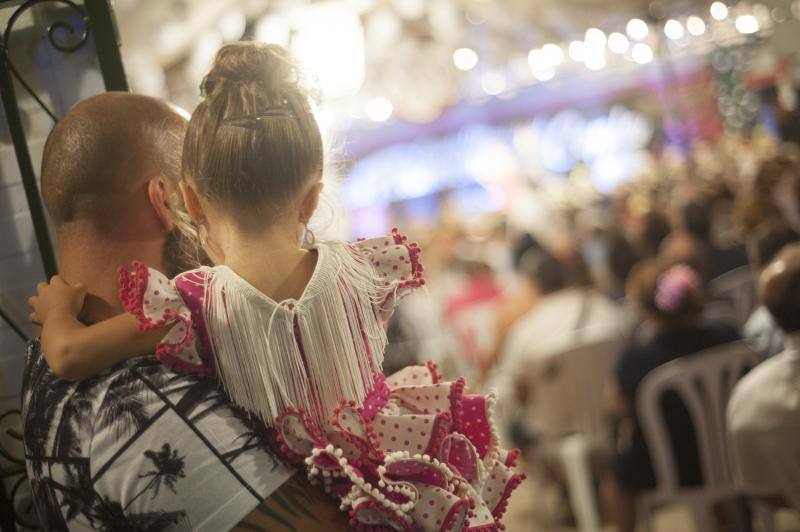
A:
21 339 293 531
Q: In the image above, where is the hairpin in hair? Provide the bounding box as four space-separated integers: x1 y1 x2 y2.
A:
199 76 208 97
222 109 296 130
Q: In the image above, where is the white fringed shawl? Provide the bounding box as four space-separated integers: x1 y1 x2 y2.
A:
202 241 387 427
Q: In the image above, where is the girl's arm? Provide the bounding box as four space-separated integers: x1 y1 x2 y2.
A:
29 276 171 381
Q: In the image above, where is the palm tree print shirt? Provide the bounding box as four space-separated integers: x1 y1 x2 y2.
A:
21 339 294 531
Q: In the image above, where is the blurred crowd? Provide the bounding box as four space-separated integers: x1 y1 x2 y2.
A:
381 132 800 531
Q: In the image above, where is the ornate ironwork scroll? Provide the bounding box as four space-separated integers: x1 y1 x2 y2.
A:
0 0 89 281
2 0 90 121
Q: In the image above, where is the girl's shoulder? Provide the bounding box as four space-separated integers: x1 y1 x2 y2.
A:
171 267 216 308
317 230 423 283
326 229 421 265
173 265 216 283
119 263 217 317
312 230 425 318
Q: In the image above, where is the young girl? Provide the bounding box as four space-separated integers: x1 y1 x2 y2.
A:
30 43 524 531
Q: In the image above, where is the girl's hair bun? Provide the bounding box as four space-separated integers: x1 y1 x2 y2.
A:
200 43 297 102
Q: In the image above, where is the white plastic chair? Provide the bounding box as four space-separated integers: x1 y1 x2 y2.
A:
635 341 761 532
708 266 756 328
526 334 624 532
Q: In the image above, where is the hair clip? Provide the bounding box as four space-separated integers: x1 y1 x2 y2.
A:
221 109 296 130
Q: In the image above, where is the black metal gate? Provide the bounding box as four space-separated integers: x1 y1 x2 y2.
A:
0 1 128 528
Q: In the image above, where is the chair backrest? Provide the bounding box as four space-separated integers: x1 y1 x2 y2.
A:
708 266 756 327
528 333 625 447
635 341 760 495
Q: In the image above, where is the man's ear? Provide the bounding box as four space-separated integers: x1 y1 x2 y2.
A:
299 181 324 224
147 176 175 232
179 180 205 223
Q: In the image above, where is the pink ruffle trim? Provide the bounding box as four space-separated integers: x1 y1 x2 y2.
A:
275 363 526 531
156 344 212 377
348 499 413 531
390 227 426 290
449 377 466 434
441 497 472 531
426 361 443 384
118 261 210 377
118 261 161 330
491 471 527 523
274 407 326 466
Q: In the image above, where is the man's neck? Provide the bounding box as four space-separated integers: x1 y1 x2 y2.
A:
58 229 166 323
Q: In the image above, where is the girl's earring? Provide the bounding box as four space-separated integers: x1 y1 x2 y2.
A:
198 221 209 250
303 225 316 248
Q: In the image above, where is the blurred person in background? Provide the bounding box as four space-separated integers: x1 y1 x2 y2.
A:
763 85 800 148
603 261 740 532
489 249 625 445
735 193 782 238
440 257 503 378
681 199 749 281
604 230 639 301
708 185 743 250
638 210 672 260
757 155 800 231
732 156 800 238
478 232 545 378
657 229 712 282
743 219 800 357
728 243 800 510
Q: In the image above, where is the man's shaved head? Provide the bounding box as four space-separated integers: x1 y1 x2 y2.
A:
41 92 188 225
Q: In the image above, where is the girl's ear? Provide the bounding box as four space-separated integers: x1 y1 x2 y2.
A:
147 176 175 232
299 180 324 224
180 180 205 223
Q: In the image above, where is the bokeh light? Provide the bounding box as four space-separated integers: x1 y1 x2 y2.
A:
686 16 706 36
664 19 685 40
710 1 729 20
365 97 393 122
631 42 654 64
453 47 479 70
626 18 649 40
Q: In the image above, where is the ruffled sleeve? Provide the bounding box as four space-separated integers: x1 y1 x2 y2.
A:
355 228 425 318
117 261 210 376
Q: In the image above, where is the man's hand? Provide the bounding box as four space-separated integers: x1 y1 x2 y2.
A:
231 473 351 532
28 275 87 325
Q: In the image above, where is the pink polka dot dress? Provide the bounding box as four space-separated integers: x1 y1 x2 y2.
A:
118 229 525 531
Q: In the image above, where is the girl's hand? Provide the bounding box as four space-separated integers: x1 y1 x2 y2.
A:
28 276 86 325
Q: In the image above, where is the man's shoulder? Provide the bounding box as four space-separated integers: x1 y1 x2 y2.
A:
22 339 293 531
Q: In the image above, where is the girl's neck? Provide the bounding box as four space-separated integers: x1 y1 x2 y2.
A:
214 220 316 302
